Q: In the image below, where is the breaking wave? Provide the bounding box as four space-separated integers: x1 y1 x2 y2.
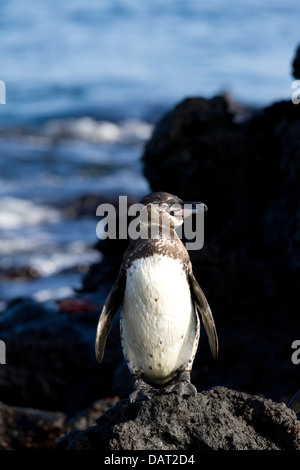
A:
42 117 154 144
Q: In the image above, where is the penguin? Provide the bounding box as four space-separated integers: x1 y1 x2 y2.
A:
95 191 218 403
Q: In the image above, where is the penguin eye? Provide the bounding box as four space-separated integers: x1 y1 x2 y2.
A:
168 206 181 217
158 202 178 218
160 203 174 216
160 203 169 211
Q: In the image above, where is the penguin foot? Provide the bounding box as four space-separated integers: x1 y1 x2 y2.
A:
129 387 159 403
163 371 197 397
163 380 197 397
129 374 160 403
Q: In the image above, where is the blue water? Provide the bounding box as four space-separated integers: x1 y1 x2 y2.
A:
0 0 299 306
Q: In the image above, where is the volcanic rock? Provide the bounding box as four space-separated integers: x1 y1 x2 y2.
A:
54 387 300 450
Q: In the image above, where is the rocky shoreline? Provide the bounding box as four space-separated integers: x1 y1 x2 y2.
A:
0 44 299 450
54 387 300 451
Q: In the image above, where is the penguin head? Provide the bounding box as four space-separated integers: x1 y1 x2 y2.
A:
139 191 207 231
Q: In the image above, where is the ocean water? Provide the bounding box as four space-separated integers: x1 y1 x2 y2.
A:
0 0 299 307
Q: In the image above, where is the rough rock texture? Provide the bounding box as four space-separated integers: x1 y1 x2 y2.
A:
0 402 66 450
0 397 118 450
54 387 300 450
0 298 123 415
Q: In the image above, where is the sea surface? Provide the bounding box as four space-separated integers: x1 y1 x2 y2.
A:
0 0 299 308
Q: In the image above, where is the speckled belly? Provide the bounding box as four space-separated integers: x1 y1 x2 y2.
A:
121 254 199 384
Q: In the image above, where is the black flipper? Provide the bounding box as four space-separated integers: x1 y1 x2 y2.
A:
188 271 219 360
95 270 125 363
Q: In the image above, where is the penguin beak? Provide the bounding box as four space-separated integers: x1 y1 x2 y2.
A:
170 202 207 218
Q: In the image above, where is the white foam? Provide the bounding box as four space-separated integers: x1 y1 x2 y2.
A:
0 197 61 229
29 248 101 277
32 286 75 303
117 119 154 142
43 117 153 144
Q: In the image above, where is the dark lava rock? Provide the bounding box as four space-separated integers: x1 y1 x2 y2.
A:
0 297 123 415
80 197 137 291
142 95 252 236
54 387 300 450
292 44 300 79
0 397 118 450
0 402 66 450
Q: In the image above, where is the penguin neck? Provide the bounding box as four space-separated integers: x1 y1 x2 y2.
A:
137 205 181 241
124 224 190 271
138 221 179 242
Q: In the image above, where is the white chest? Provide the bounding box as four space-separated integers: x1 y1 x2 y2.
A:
121 254 199 383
